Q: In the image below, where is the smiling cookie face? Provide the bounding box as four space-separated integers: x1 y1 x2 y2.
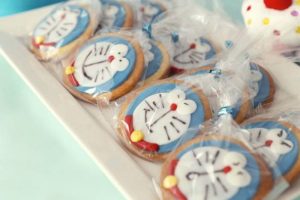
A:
120 81 212 158
242 120 299 180
172 37 216 70
161 138 271 200
32 5 90 51
64 34 144 103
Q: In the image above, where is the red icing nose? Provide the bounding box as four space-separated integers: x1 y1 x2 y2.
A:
223 166 232 174
263 0 292 10
265 140 273 147
108 55 115 63
170 103 178 111
140 7 145 12
190 43 196 49
61 14 66 20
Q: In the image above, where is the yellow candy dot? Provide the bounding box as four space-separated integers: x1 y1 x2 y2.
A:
35 36 45 44
262 18 270 25
65 66 75 75
163 176 178 189
296 26 300 34
246 19 252 25
130 130 144 142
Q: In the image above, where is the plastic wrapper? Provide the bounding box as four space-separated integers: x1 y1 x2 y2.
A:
60 29 170 104
28 0 102 61
159 114 289 200
148 2 242 74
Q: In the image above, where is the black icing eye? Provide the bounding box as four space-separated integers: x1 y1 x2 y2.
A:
277 130 284 137
119 59 122 62
118 52 121 55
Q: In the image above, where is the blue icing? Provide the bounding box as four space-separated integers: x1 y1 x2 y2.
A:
250 63 271 108
243 121 299 178
102 0 126 28
177 140 260 200
200 38 216 60
126 83 206 153
76 36 136 94
144 42 163 78
140 1 165 24
34 5 90 47
192 68 241 119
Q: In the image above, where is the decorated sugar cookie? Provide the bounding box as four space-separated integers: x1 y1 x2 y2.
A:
248 63 275 108
63 33 144 104
100 0 134 29
31 4 95 60
183 66 251 123
143 41 170 83
118 80 212 161
139 0 166 25
242 118 300 183
161 135 273 200
171 37 217 73
242 0 300 47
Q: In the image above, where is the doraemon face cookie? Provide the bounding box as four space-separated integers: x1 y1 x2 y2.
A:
248 63 275 108
139 1 166 25
171 37 217 73
143 41 170 83
242 118 300 183
63 33 144 104
183 66 251 123
161 136 273 200
118 80 212 161
100 0 134 29
31 4 92 60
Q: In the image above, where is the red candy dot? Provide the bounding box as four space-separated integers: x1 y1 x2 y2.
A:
264 0 292 10
170 103 178 111
190 43 196 49
247 5 252 11
223 166 232 174
265 140 273 147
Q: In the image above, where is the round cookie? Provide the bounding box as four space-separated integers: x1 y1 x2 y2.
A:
143 41 170 84
248 63 275 108
139 0 166 25
100 0 134 29
118 79 212 161
242 0 300 47
242 118 300 183
160 135 273 200
183 66 251 123
31 4 96 61
170 37 217 74
63 33 144 104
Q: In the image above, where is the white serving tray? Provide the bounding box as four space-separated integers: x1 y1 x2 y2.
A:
1 5 300 200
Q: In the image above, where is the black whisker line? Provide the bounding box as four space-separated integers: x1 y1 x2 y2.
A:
192 150 202 167
149 110 171 127
145 100 154 111
159 94 164 108
204 184 209 200
104 44 110 56
164 126 170 141
170 122 180 133
256 130 262 141
216 177 228 193
172 116 186 125
212 150 220 165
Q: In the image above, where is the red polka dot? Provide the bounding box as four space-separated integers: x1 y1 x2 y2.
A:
170 103 178 111
247 5 252 11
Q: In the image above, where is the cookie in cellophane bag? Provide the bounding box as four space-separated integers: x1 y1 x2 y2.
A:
117 79 212 161
30 0 102 61
241 109 300 185
63 32 144 104
160 132 274 200
98 0 134 30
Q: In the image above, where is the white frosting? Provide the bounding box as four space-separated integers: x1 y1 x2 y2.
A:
74 42 129 88
246 128 294 165
249 67 263 98
142 41 155 67
175 147 251 200
34 6 79 45
172 37 212 69
132 89 197 145
242 0 300 47
103 4 118 27
140 3 161 23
